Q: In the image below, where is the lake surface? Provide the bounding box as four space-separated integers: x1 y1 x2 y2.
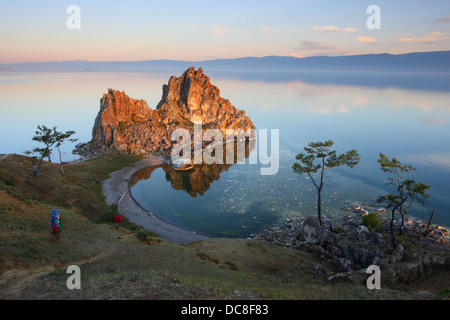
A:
1 70 450 236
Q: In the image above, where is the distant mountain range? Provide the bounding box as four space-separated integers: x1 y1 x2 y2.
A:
1 51 449 73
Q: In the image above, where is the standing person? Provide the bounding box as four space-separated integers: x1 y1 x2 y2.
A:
50 207 62 241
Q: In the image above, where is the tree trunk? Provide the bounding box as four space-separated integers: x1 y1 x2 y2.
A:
317 188 323 227
425 210 436 235
317 164 324 228
35 156 44 177
399 213 405 236
31 157 37 176
390 207 397 249
58 147 64 175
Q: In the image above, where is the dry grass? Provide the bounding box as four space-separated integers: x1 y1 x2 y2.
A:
0 153 448 300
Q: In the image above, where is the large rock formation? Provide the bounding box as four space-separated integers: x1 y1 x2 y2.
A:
90 89 170 154
156 67 255 138
74 67 255 158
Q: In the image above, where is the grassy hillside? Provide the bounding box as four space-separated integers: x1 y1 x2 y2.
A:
0 153 448 300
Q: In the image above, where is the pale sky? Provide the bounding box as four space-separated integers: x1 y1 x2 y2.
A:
0 0 449 63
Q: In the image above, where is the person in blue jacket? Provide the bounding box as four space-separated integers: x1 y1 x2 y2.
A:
51 207 62 240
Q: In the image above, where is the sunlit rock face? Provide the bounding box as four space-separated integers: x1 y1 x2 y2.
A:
90 89 170 154
156 67 255 139
84 67 255 156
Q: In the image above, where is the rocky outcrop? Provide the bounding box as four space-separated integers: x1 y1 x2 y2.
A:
74 67 255 158
252 214 450 287
90 89 170 154
156 67 255 139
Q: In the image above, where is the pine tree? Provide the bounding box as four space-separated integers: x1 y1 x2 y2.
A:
292 140 360 227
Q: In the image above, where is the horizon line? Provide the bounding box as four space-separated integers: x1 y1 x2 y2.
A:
2 50 449 65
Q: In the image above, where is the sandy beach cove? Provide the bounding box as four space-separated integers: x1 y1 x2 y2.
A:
102 155 210 244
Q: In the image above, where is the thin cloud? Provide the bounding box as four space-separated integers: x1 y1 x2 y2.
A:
295 41 339 51
286 52 305 58
396 31 449 44
292 41 356 57
313 25 340 33
262 26 280 34
313 25 358 33
342 27 358 32
432 17 450 24
211 26 230 37
357 36 376 42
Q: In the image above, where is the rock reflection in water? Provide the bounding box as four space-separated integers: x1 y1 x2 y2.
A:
131 139 255 197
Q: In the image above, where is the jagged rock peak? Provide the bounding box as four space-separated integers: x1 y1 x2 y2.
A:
76 67 255 158
156 67 254 134
157 67 210 108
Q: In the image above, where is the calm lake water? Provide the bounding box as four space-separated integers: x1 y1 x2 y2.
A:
1 70 450 237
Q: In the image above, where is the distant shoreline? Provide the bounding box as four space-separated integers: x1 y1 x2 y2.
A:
1 50 450 73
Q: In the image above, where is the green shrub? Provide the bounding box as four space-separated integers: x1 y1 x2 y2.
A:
438 288 450 298
333 225 347 234
362 212 382 230
117 121 127 133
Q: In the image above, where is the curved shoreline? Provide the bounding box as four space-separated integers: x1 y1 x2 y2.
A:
102 155 210 244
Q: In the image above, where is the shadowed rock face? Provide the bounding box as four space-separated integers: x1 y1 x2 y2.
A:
83 67 255 156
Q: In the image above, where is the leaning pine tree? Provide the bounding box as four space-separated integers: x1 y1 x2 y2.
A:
292 140 360 228
24 125 77 176
376 153 430 248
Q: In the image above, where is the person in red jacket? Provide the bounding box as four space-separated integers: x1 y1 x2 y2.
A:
51 207 62 241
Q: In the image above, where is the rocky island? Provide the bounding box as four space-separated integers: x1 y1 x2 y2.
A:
74 67 255 158
72 67 258 243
